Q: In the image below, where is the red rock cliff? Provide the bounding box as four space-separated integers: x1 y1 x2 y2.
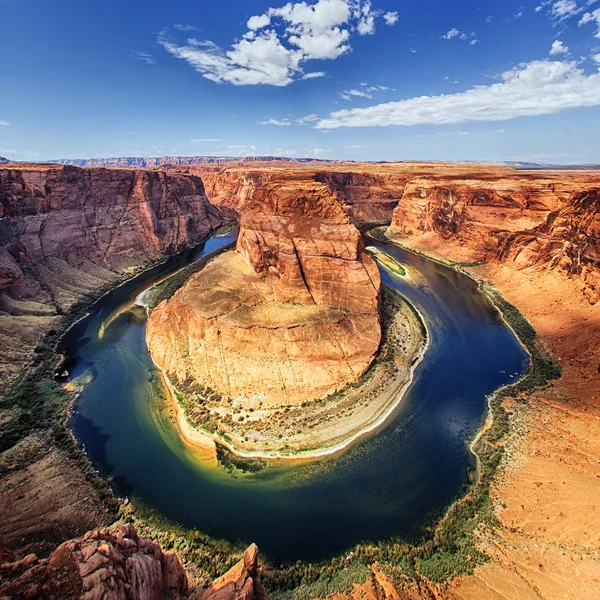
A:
0 164 229 392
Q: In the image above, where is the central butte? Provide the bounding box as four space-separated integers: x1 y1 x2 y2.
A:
146 175 382 412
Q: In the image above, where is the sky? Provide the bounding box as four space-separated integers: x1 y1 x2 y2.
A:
1 0 600 164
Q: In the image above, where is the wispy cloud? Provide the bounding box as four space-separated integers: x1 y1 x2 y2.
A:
190 138 222 142
442 28 478 44
158 0 397 86
339 84 391 100
130 51 156 64
174 24 199 32
315 59 600 128
260 114 320 126
414 131 471 138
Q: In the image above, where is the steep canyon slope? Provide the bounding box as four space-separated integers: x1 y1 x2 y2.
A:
147 171 382 408
0 164 228 393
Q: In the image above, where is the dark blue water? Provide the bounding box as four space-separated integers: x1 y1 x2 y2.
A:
63 228 529 563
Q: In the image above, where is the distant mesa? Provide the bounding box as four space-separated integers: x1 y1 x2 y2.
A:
0 156 10 164
45 155 338 168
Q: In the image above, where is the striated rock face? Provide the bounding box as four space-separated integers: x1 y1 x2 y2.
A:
496 188 600 304
0 164 229 393
0 524 188 600
389 174 600 304
147 252 380 406
148 172 381 406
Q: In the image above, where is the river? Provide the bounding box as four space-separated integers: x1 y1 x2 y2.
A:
62 227 529 563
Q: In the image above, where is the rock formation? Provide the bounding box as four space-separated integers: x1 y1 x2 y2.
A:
388 173 600 304
0 164 230 393
0 524 189 600
0 525 270 600
147 171 381 406
200 544 269 600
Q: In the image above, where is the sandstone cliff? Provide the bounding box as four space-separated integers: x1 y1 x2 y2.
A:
148 171 381 407
388 173 600 304
0 164 228 392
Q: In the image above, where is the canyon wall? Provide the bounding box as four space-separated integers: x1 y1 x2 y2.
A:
388 173 600 304
0 165 228 393
147 171 382 406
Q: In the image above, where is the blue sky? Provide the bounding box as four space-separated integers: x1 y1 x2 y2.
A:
1 0 600 163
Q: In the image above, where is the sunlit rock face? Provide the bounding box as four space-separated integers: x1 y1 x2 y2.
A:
389 176 600 305
147 173 381 407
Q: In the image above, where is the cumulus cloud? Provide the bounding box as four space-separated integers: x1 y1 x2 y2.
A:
442 28 461 39
159 0 396 86
130 51 156 64
550 39 569 54
383 11 399 25
315 59 600 128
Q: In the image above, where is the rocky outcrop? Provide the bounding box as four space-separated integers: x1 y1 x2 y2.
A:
389 173 600 304
0 525 270 600
147 171 381 407
200 544 269 600
0 524 189 600
0 164 229 393
496 188 600 304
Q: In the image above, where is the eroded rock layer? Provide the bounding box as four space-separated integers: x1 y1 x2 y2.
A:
0 164 229 392
389 174 600 304
148 173 381 406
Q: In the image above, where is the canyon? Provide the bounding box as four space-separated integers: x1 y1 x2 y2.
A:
0 160 599 599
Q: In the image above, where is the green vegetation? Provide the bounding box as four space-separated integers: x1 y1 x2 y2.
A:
148 241 236 309
368 246 408 277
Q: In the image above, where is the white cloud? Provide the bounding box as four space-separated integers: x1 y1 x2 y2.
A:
248 14 271 30
190 138 222 142
260 113 320 126
579 8 600 36
551 0 582 19
443 28 477 43
550 39 569 54
160 0 393 86
495 128 506 133
415 131 471 138
383 11 399 25
260 118 292 126
130 51 155 64
295 113 320 124
442 28 461 39
315 59 600 128
0 121 10 126
593 53 600 63
174 24 199 32
302 71 326 78
339 84 391 100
